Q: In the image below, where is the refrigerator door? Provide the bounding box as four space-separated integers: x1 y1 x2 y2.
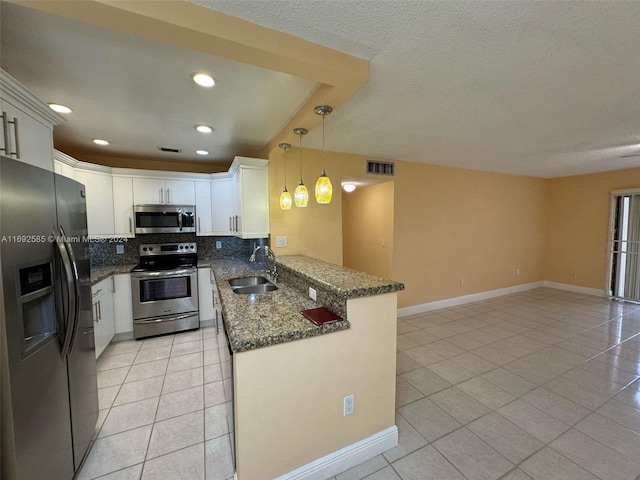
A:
54 173 98 471
0 156 74 480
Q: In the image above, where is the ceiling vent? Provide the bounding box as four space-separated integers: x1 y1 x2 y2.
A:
158 146 182 153
367 160 394 176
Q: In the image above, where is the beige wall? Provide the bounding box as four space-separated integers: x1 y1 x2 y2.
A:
269 149 548 308
342 182 395 279
234 293 397 479
545 167 640 290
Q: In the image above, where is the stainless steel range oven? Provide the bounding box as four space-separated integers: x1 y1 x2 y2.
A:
131 242 199 339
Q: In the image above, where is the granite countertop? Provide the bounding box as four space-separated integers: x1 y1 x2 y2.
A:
90 264 136 285
276 255 404 298
202 257 350 353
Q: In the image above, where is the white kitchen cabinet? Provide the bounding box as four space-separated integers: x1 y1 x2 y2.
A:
92 277 115 359
231 163 270 239
211 177 234 236
133 177 195 205
112 273 133 334
194 180 213 236
1 69 60 171
198 267 215 324
74 169 115 238
54 159 76 179
112 176 134 237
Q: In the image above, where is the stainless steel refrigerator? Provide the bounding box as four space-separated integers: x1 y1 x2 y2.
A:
0 155 98 480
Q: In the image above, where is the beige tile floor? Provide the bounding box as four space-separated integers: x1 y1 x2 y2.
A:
81 287 640 480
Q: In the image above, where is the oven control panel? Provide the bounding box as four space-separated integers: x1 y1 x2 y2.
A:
139 243 197 256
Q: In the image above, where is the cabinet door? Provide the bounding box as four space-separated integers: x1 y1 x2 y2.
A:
54 160 76 179
165 179 195 205
198 268 215 322
92 278 115 359
113 176 134 237
1 99 54 171
238 167 269 239
194 180 213 235
74 170 115 237
132 178 165 204
211 178 234 236
113 274 133 334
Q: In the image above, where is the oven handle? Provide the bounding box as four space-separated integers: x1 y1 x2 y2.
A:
134 312 198 324
131 268 197 279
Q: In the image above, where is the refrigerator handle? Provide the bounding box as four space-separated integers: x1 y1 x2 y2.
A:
60 226 81 355
54 228 76 358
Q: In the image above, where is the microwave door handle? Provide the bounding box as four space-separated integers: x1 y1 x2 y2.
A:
178 211 183 230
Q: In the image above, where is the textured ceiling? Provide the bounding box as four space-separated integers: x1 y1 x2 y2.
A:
194 0 640 178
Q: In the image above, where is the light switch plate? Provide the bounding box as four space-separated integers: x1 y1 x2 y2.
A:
276 236 287 248
116 244 124 254
216 241 222 249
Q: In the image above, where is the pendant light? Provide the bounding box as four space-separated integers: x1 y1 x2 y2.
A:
314 105 333 204
278 142 292 210
293 128 309 207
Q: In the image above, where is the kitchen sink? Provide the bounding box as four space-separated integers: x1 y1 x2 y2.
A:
231 283 278 295
228 276 271 288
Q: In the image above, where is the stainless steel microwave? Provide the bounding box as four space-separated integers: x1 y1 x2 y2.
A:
134 205 196 234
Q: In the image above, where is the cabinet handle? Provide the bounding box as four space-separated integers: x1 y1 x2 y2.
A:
97 300 102 322
160 188 164 204
111 276 115 293
167 188 171 204
129 217 133 234
198 217 201 232
93 302 97 322
1 112 9 155
8 116 19 158
229 216 232 231
92 288 103 297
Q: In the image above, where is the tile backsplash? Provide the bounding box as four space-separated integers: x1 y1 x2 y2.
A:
89 234 268 268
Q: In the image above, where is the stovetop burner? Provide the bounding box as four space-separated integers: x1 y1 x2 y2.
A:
131 242 197 273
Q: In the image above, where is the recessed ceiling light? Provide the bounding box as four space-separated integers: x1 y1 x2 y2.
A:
343 183 357 192
48 103 72 114
196 150 209 155
195 125 213 134
92 139 110 146
191 73 215 87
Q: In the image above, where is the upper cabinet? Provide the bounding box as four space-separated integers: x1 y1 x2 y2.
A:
112 176 134 238
1 69 62 171
74 169 115 238
51 152 269 240
132 178 195 205
229 157 270 239
211 177 234 236
194 180 213 236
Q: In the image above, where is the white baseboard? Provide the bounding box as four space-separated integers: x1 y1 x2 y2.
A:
275 426 398 480
397 280 609 317
542 281 607 297
397 281 545 317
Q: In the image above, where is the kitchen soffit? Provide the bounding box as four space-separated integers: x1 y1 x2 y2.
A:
0 2 320 168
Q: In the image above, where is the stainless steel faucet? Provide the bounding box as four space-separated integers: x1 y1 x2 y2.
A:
249 245 278 282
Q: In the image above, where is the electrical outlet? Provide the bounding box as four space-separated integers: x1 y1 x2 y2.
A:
516 267 520 275
343 394 354 416
116 244 124 254
216 241 222 249
309 287 317 301
460 279 465 286
276 236 287 248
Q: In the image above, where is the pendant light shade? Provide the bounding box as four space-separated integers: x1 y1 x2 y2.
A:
278 143 292 210
293 128 309 207
314 105 333 204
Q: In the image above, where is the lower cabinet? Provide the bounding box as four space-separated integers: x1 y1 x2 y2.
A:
92 277 115 359
113 273 134 334
198 267 215 325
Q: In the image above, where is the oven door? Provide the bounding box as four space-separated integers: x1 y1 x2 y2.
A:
131 268 199 320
